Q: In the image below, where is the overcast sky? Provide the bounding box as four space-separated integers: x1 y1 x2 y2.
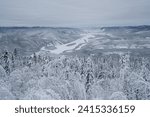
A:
0 0 150 27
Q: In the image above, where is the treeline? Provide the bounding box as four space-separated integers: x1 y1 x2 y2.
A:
0 49 55 74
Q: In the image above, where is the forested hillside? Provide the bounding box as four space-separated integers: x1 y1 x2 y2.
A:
0 49 150 100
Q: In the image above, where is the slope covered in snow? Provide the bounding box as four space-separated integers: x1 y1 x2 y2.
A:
41 33 95 54
0 27 82 56
39 26 150 55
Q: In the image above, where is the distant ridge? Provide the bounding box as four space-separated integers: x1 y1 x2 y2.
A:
100 25 150 32
0 26 80 29
101 25 150 29
0 25 150 29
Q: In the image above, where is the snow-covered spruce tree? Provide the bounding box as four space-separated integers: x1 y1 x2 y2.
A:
140 58 150 82
13 48 18 59
11 54 15 70
119 53 131 98
0 65 15 99
3 51 10 75
33 53 37 64
0 65 7 81
85 70 94 99
12 48 20 69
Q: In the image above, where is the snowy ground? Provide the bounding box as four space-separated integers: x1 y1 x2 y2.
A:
40 29 150 55
41 33 95 54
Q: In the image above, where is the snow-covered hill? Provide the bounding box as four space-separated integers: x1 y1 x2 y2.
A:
37 26 150 55
1 26 150 56
41 32 95 54
0 27 82 56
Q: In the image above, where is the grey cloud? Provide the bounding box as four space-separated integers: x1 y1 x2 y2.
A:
0 0 150 27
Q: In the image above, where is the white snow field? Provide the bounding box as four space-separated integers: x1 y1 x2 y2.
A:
40 29 150 55
41 33 95 54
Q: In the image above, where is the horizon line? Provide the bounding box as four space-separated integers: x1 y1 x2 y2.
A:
0 24 150 28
